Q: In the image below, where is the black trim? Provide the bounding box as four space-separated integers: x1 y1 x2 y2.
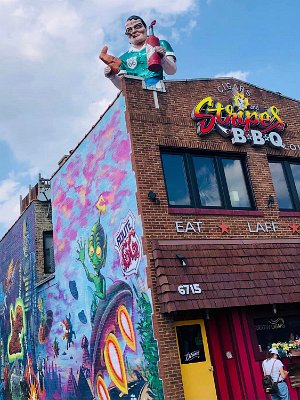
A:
161 148 256 211
43 230 55 274
269 158 300 211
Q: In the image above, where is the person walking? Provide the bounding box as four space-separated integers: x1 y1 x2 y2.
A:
262 348 290 400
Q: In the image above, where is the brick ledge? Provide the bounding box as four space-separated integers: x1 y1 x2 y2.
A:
168 207 264 217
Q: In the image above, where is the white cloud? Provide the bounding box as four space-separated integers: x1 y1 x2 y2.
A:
0 0 17 3
214 70 250 81
0 0 201 236
39 4 80 38
0 178 28 235
171 18 197 43
0 0 199 184
0 179 19 202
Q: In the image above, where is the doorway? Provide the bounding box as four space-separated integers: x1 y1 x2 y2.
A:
175 320 217 400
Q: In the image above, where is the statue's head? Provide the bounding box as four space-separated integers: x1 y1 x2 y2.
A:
125 16 147 47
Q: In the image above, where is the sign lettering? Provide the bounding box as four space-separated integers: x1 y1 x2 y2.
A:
178 284 202 295
175 221 203 233
247 221 279 233
191 89 286 149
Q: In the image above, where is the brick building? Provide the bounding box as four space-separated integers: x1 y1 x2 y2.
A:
122 76 300 399
0 76 299 400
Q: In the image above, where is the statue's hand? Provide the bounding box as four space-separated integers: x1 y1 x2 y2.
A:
104 65 112 77
100 46 121 75
155 46 166 58
76 239 86 264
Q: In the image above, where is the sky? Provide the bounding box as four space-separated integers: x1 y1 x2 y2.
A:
0 0 299 238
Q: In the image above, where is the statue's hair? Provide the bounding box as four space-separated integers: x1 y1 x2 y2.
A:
126 15 146 29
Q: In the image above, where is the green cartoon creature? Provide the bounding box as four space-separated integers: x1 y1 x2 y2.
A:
77 217 107 323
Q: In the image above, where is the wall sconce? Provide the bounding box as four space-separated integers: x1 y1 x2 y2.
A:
176 253 187 267
205 309 210 320
272 304 277 315
148 191 160 205
268 195 275 208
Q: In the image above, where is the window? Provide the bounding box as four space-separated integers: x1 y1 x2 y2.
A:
176 324 206 364
161 154 191 206
43 231 55 274
161 151 254 209
269 160 300 210
254 315 300 353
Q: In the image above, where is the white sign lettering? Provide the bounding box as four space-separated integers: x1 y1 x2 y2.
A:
283 143 300 152
185 350 200 362
217 82 251 97
247 222 279 233
231 128 283 148
175 221 203 233
178 284 202 295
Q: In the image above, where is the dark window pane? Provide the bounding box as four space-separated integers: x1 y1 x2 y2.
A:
222 159 251 207
291 164 300 199
254 316 300 353
162 154 191 206
193 157 222 207
44 232 55 274
269 162 293 209
176 324 206 364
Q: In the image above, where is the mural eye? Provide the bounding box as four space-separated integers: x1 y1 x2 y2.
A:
89 246 94 256
96 246 102 258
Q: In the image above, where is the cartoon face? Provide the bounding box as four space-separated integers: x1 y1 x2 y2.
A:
88 220 107 271
125 18 147 47
14 305 24 333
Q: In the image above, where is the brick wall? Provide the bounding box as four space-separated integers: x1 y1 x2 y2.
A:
34 200 53 283
123 77 300 398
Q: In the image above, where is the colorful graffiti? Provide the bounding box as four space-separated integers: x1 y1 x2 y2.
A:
0 206 40 400
33 95 164 399
0 95 163 400
8 298 26 362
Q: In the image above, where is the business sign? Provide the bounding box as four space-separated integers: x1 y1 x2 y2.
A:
191 88 287 149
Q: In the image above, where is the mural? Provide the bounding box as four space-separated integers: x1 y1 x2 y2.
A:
35 95 164 400
0 206 38 400
0 96 163 399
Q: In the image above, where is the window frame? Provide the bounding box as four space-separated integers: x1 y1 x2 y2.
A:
43 230 55 274
248 307 300 361
269 158 300 211
160 149 256 211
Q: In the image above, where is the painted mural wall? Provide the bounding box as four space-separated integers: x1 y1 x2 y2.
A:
37 94 164 400
0 204 38 400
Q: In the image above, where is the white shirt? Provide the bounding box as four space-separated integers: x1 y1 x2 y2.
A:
262 359 283 382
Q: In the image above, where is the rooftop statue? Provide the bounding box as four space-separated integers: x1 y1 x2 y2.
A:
100 15 176 90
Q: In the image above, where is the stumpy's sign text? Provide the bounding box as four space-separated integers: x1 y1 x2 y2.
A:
191 89 287 149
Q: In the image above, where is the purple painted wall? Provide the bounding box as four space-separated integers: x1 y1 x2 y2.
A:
37 95 164 400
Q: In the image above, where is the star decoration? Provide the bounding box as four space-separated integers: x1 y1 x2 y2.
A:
290 224 299 234
219 222 230 234
263 134 270 141
233 93 249 111
96 194 106 214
